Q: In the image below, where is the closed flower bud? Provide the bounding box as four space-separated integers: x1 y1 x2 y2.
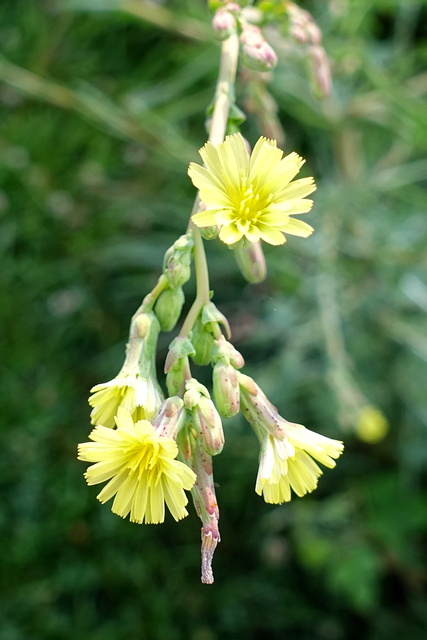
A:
234 241 267 283
165 337 195 396
155 286 185 332
200 225 219 240
211 336 245 369
193 396 224 456
153 396 186 439
163 233 194 288
191 316 215 366
241 39 278 72
212 9 236 40
166 358 188 396
213 362 240 418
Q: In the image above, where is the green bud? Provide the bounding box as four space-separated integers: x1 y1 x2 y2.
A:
165 337 195 396
155 287 185 332
163 233 194 288
191 316 215 366
213 362 240 418
211 336 245 369
234 241 267 283
200 225 219 240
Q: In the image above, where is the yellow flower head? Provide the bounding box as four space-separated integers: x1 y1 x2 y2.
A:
78 407 196 524
89 371 163 428
188 133 316 246
256 423 343 504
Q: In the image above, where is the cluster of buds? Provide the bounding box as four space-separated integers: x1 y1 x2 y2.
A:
285 1 332 97
212 2 277 72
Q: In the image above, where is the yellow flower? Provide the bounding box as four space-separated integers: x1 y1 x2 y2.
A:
188 133 316 246
89 371 163 428
78 407 196 524
256 423 344 504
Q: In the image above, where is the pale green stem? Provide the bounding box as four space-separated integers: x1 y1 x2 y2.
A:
179 33 240 339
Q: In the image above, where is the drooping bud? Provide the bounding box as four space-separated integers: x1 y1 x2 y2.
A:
211 335 245 369
191 316 215 366
184 379 224 456
213 362 240 418
153 396 186 439
240 26 277 73
154 286 185 332
308 45 332 98
163 232 194 288
234 241 267 283
164 336 195 396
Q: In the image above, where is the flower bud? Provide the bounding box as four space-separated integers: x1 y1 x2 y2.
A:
200 225 219 240
184 379 224 456
211 336 245 369
163 233 194 288
165 337 195 396
154 286 185 332
213 362 240 418
191 316 215 366
212 9 236 40
309 45 332 98
234 241 267 283
193 396 224 456
153 396 186 439
241 39 278 72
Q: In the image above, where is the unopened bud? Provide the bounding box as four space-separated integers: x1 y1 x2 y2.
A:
163 233 194 288
202 302 231 339
191 316 215 366
153 396 186 439
213 362 240 418
165 337 195 396
194 396 224 456
309 45 332 97
200 225 219 240
242 39 278 72
211 336 245 369
155 286 185 332
234 241 267 283
212 9 236 40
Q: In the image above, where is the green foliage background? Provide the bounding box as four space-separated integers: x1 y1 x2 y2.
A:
1 1 427 638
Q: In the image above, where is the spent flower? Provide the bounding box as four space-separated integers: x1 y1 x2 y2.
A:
189 133 316 246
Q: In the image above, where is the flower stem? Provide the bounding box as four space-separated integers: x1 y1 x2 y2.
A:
180 33 240 338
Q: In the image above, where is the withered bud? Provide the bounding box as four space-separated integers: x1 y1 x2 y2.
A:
163 233 194 288
154 286 185 332
153 396 186 439
213 362 240 418
201 522 220 585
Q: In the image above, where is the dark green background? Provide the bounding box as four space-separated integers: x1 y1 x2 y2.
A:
1 1 426 638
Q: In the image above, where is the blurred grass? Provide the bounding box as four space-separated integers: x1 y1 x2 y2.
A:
1 1 427 639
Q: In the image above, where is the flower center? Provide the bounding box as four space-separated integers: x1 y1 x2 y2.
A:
234 182 271 228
